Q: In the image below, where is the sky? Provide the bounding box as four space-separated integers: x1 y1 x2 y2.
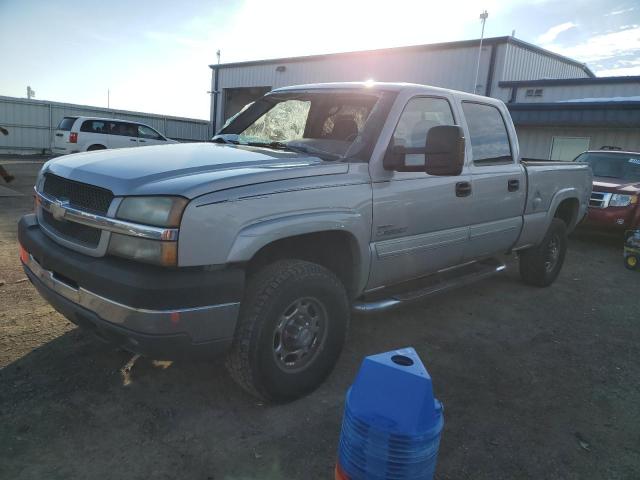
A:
0 0 638 120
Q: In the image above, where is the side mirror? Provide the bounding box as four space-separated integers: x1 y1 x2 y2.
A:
383 125 466 175
424 125 466 176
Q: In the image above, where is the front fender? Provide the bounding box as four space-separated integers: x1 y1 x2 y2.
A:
226 210 369 263
178 180 373 294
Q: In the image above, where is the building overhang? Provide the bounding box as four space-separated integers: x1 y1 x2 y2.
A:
507 101 640 127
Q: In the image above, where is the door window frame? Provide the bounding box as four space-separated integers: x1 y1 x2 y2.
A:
384 95 458 164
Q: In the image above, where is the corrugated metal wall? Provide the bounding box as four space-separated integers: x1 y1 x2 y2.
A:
213 40 592 128
500 44 589 81
517 126 640 159
215 45 492 128
490 43 591 102
0 96 210 155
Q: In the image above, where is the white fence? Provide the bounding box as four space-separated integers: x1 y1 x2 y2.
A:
0 95 211 155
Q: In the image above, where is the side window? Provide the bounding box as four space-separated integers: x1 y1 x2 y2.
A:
138 125 164 140
80 120 109 134
391 97 455 149
462 102 512 165
111 122 138 137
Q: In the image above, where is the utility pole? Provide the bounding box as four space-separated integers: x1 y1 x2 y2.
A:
107 89 110 108
208 49 222 136
474 10 489 94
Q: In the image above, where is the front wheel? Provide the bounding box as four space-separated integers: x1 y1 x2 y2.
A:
625 255 638 270
520 218 568 287
225 259 350 402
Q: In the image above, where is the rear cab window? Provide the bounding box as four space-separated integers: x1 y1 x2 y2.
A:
462 102 513 166
56 117 78 131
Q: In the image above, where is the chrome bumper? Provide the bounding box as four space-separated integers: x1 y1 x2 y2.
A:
22 252 240 342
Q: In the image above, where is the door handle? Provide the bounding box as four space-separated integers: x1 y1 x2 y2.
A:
130 138 137 142
455 181 472 197
508 179 520 192
139 139 146 143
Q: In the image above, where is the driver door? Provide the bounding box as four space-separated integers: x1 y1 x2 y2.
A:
368 95 473 289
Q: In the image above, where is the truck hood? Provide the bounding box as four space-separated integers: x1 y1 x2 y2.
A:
44 142 349 198
592 177 640 195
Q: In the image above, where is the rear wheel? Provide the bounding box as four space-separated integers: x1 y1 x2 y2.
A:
625 255 638 270
226 259 349 402
87 144 106 151
520 218 568 287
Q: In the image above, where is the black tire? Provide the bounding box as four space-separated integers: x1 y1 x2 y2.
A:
520 218 568 287
225 259 349 402
87 144 106 151
625 255 638 270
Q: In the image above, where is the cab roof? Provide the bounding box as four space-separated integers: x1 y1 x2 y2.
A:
271 81 500 104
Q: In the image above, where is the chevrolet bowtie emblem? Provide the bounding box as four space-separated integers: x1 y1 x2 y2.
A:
50 200 69 221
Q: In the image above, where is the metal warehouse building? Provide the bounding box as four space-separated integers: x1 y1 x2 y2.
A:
210 36 640 160
0 96 210 155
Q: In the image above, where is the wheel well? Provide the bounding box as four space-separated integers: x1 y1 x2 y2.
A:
87 144 106 151
554 198 579 228
246 231 360 298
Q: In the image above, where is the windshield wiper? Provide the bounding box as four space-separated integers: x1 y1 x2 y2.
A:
212 136 239 145
247 141 341 161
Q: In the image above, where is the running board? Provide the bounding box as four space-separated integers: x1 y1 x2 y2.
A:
352 259 506 313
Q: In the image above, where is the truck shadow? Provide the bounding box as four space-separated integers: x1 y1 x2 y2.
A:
0 325 355 478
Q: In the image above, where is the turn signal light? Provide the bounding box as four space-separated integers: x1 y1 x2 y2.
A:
69 132 78 143
19 244 29 264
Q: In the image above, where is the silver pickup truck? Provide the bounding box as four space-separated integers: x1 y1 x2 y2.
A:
19 83 592 400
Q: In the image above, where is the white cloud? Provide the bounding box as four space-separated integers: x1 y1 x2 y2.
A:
605 7 636 16
595 65 640 76
545 26 640 63
537 22 577 44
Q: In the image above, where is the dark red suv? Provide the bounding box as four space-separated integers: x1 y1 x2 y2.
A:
575 150 640 231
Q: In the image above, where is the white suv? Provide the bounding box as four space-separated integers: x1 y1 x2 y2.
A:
51 116 178 155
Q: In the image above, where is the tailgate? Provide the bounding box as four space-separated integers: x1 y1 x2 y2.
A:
52 117 77 151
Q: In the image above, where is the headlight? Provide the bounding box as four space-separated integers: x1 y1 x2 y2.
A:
609 194 637 207
117 196 188 227
108 233 178 266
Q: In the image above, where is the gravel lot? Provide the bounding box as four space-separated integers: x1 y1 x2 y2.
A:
1 158 639 479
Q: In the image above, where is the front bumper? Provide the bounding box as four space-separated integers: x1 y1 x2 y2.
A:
19 214 244 358
582 206 637 230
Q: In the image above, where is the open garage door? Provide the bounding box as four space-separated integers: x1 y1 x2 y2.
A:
223 87 271 124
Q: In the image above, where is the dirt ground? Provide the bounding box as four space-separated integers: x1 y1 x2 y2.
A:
1 158 639 480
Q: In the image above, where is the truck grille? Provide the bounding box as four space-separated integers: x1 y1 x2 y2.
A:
43 173 113 214
40 174 113 250
589 191 612 209
41 209 101 248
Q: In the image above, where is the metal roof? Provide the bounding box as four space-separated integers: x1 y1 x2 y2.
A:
271 81 504 103
507 101 640 127
210 36 594 77
500 76 640 88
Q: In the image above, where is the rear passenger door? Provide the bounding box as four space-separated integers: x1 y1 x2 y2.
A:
109 122 139 149
79 119 110 149
462 102 526 260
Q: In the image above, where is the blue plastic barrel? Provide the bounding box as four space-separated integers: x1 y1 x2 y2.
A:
336 348 444 480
